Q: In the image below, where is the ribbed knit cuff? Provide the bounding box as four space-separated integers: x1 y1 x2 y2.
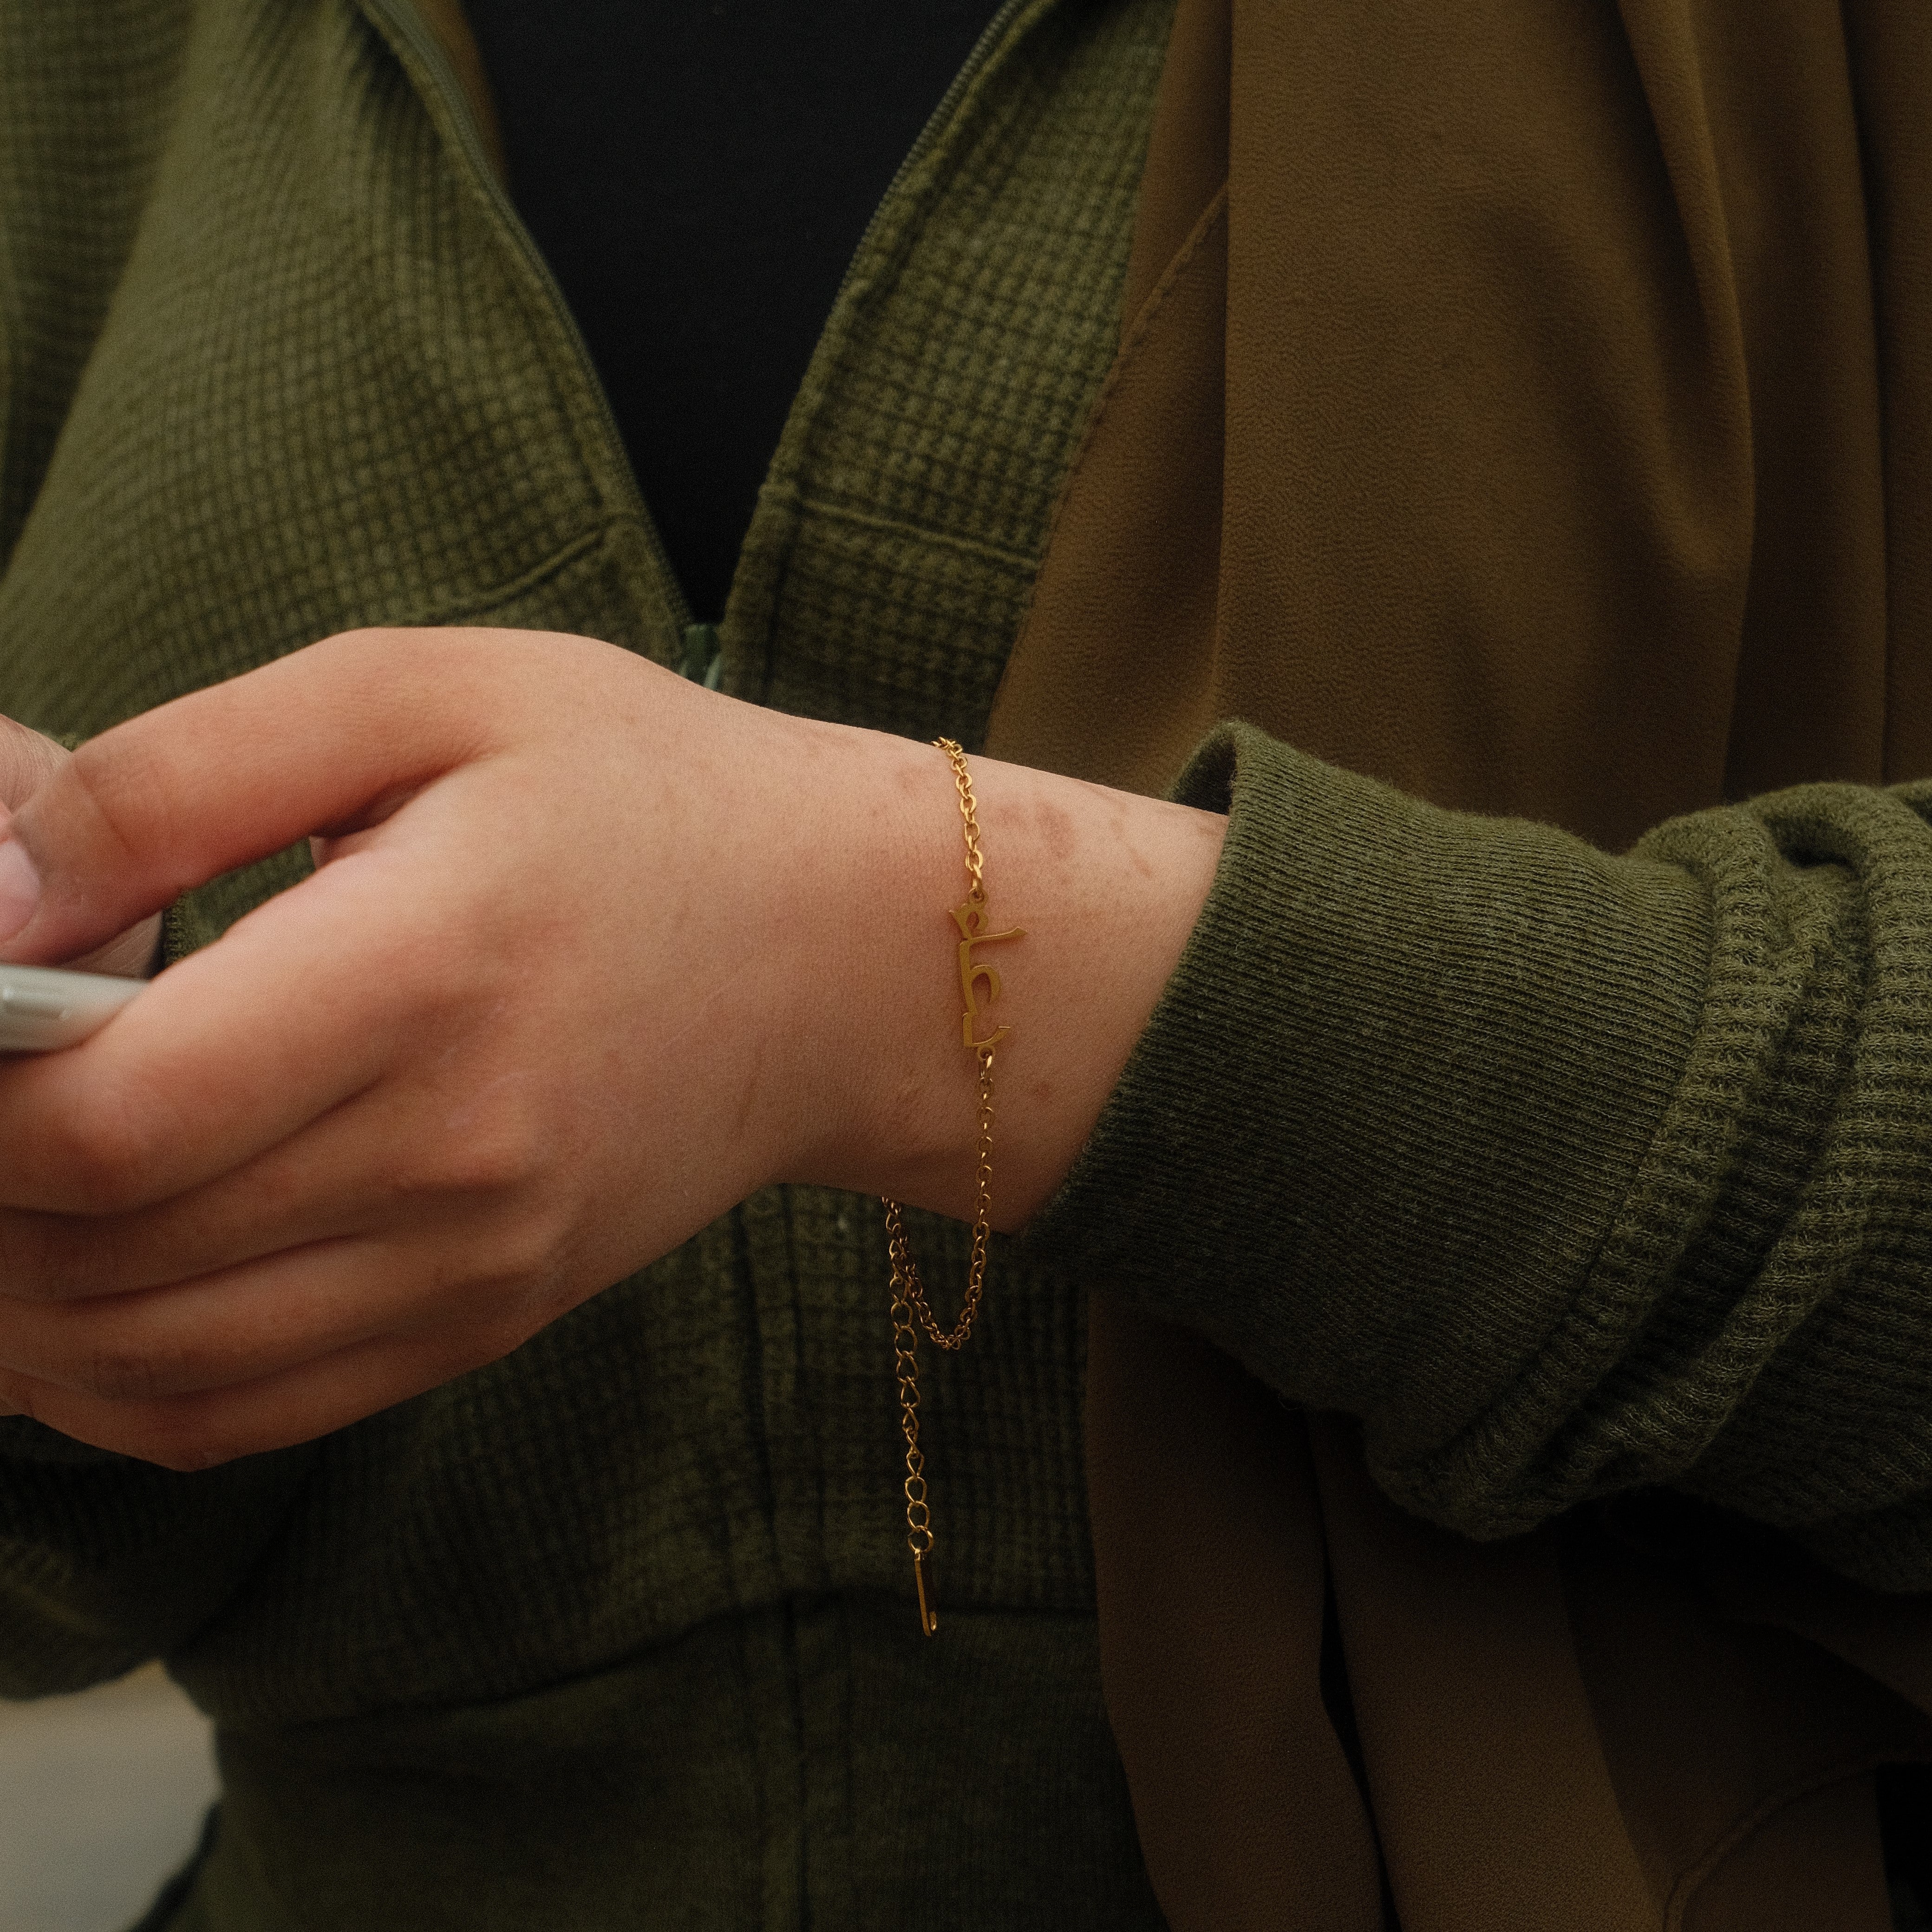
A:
1027 722 1707 1509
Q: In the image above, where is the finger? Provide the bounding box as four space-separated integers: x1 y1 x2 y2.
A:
0 1297 549 1470
0 627 595 965
0 716 160 976
0 1049 549 1299
64 911 165 981
0 716 67 815
0 1208 554 1403
0 1237 392 1399
0 842 445 1213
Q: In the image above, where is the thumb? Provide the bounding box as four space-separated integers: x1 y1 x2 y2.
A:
0 628 498 966
0 715 69 813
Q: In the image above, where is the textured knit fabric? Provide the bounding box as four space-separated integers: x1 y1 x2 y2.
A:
1043 725 1932 1591
0 0 1174 1925
6 0 1932 1928
190 1600 1150 1931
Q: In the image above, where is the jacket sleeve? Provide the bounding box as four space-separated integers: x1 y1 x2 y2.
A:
0 1422 314 1697
1029 720 1932 1592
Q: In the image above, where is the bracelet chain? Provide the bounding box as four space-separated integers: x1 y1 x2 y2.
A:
882 738 1020 1638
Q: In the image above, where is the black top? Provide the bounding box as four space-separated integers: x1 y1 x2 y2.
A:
462 0 1005 622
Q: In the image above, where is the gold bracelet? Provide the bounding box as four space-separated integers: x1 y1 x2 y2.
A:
882 738 1024 1638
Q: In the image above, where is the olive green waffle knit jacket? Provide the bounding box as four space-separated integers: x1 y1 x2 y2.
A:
0 5 1181 1923
7 0 1932 1926
0 0 1171 1660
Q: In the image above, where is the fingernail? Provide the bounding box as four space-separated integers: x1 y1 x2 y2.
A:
0 836 42 944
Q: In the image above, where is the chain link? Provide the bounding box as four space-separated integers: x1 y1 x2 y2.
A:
882 739 1018 1638
884 1044 995 1354
945 734 989 904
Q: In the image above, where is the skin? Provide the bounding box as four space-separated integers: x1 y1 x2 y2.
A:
0 717 163 981
0 628 1226 1469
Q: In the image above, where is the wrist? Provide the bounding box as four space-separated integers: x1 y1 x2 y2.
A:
800 735 1228 1229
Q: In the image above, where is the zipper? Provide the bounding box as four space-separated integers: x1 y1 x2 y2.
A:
359 0 694 635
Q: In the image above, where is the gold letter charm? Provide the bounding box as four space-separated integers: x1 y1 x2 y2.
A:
953 894 1025 1051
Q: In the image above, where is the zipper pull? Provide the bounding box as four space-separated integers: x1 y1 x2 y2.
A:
679 622 723 691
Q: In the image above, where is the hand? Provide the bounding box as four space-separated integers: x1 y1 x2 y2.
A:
0 716 161 979
0 629 1223 1466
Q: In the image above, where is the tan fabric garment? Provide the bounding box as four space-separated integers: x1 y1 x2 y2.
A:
984 0 1932 1923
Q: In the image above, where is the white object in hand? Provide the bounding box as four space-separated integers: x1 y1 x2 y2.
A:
0 963 144 1052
